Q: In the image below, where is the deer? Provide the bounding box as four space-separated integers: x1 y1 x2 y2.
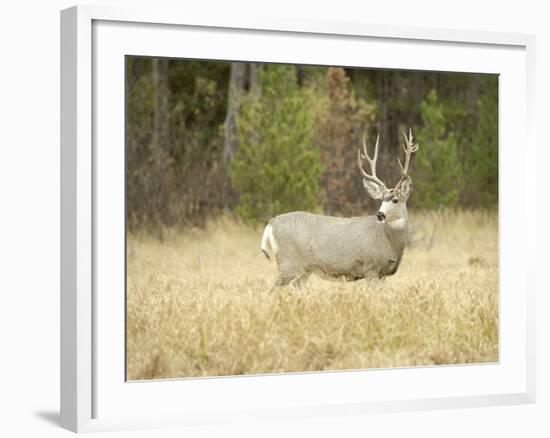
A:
260 129 419 292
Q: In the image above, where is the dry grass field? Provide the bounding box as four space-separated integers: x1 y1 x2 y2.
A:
126 210 498 380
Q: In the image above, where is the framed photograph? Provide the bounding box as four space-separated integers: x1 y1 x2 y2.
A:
61 5 536 433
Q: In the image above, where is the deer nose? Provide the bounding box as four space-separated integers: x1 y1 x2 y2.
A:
376 211 386 222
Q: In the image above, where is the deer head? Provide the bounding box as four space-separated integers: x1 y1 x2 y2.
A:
357 129 419 224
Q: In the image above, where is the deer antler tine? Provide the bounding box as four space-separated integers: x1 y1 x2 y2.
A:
357 149 368 177
398 128 418 177
362 132 370 160
397 157 404 172
357 131 387 189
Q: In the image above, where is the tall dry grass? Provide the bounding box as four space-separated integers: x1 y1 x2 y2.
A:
126 210 498 380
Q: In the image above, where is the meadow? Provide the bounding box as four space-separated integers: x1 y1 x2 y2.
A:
126 210 498 380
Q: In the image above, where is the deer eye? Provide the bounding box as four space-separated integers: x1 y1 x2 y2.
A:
392 198 399 204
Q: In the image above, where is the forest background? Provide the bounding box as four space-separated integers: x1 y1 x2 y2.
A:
126 57 498 231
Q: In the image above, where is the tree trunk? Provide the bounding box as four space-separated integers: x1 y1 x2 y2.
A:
223 62 246 165
467 74 481 115
249 63 260 97
152 58 171 153
376 73 391 181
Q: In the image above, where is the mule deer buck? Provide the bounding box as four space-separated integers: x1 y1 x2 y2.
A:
260 129 419 292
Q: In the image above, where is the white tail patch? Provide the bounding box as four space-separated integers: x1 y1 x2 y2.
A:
260 223 278 260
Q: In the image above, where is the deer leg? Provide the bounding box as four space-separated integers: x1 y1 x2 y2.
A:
267 275 293 294
267 249 307 293
378 257 401 278
292 271 311 289
267 264 305 293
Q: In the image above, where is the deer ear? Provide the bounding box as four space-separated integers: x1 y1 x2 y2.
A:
363 179 385 200
399 177 413 199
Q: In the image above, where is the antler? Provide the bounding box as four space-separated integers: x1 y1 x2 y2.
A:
357 132 387 189
397 128 419 177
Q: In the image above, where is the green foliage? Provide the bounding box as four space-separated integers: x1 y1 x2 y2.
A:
169 60 229 168
230 65 322 222
466 76 499 207
126 58 231 229
126 59 156 227
126 56 500 230
414 89 462 208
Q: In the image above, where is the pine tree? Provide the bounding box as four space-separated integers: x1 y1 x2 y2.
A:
414 89 462 208
467 77 498 208
230 65 322 222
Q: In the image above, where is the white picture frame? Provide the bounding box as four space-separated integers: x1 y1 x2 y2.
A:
60 4 536 433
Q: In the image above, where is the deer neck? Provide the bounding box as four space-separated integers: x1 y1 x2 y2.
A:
383 211 409 255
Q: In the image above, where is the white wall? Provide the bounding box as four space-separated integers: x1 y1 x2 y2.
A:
0 1 546 437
